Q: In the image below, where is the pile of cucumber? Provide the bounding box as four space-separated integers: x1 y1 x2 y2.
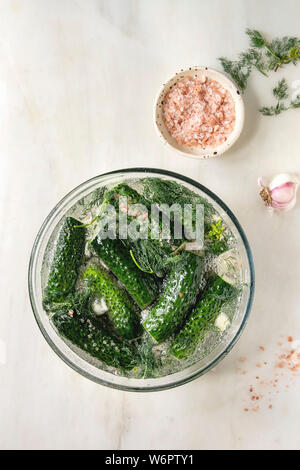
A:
43 179 238 376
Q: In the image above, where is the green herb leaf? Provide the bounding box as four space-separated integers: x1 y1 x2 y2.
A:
219 29 300 96
289 46 300 60
218 56 251 92
207 219 224 242
246 29 266 48
259 77 300 116
129 249 154 274
267 37 300 70
239 48 268 77
259 102 287 116
273 78 289 100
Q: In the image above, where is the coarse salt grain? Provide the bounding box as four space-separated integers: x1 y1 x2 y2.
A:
163 76 235 148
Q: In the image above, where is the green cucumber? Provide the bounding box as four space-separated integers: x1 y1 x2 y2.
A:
91 236 159 309
52 311 137 370
99 184 174 276
45 217 85 302
83 265 141 340
142 178 229 255
143 252 203 343
170 275 236 360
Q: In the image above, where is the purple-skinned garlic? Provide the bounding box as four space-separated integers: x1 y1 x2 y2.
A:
258 173 299 211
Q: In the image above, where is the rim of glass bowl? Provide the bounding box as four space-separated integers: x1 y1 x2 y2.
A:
28 168 255 392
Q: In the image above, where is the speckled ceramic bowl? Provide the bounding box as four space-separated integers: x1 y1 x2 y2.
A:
154 67 245 159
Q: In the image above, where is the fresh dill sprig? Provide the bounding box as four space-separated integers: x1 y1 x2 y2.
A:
77 187 106 216
259 78 299 116
219 48 267 92
272 78 289 100
219 57 252 92
246 29 282 70
246 29 300 72
43 290 90 316
135 335 162 379
239 48 268 77
259 79 288 116
246 29 267 49
219 29 300 93
259 102 287 116
207 219 224 242
267 37 300 71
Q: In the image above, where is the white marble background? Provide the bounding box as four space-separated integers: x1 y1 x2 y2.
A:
1 0 300 450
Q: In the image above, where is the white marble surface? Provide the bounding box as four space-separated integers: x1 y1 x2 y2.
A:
1 0 300 450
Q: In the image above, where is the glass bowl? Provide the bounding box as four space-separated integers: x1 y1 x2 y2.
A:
28 168 254 392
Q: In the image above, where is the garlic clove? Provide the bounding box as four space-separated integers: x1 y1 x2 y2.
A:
269 173 299 191
215 312 231 332
271 183 297 209
91 297 108 316
258 173 299 211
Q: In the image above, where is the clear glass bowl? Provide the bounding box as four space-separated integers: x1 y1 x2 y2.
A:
28 168 254 392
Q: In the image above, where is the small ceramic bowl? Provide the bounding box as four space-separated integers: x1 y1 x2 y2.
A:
154 66 245 159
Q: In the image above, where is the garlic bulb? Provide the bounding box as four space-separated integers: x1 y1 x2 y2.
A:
258 174 299 211
91 297 108 316
215 312 231 332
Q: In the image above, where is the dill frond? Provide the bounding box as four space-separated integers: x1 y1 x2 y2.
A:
273 78 289 101
219 29 300 95
218 57 251 92
259 78 298 116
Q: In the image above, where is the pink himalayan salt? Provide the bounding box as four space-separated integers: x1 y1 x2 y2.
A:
162 76 236 148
